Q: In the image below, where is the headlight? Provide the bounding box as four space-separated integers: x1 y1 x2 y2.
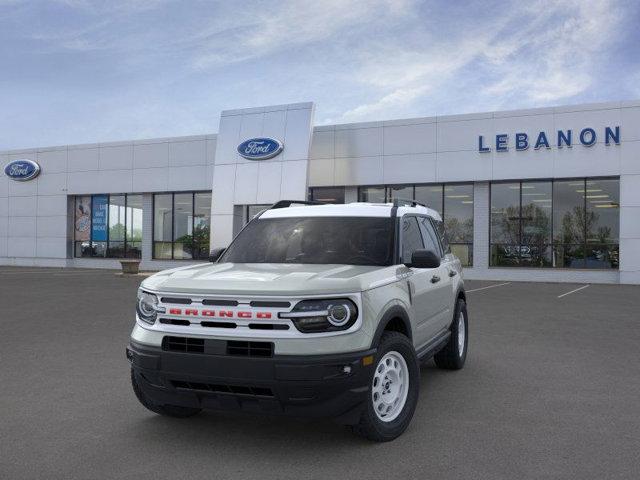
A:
279 298 358 333
136 290 164 325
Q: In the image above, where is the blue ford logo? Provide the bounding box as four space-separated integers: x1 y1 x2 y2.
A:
4 159 41 181
237 137 283 160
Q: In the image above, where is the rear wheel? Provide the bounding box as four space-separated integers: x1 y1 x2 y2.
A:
351 331 419 442
434 298 468 370
130 369 201 418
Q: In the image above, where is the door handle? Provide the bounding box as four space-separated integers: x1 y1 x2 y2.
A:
448 270 457 277
430 275 441 283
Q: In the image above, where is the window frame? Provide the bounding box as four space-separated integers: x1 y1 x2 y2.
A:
73 193 143 259
488 176 620 269
151 191 212 260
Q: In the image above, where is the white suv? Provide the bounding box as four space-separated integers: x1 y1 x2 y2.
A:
127 199 468 441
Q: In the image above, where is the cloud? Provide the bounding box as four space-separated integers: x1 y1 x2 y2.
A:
334 0 627 122
190 0 414 70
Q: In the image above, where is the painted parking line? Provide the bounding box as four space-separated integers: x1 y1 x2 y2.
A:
557 284 590 298
466 282 511 293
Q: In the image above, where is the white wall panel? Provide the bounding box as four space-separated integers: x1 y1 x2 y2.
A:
167 166 209 191
282 107 315 162
133 167 169 192
99 144 133 170
37 215 67 237
437 151 492 182
620 107 640 142
383 154 436 184
37 173 67 195
36 237 67 258
620 140 640 175
256 162 283 204
437 118 494 152
134 142 169 169
169 140 206 167
68 147 100 171
308 159 335 186
335 127 382 158
97 169 133 193
8 178 37 196
8 196 37 216
280 160 308 200
383 123 436 155
8 217 36 237
334 156 383 186
7 237 36 257
233 162 259 204
309 130 334 159
37 149 68 173
37 195 67 217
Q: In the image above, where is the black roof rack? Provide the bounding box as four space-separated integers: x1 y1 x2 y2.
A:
392 198 428 208
268 200 324 210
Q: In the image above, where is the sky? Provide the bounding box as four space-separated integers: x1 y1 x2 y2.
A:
1 0 639 150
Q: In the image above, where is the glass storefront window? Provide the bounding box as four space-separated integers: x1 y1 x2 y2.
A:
491 178 619 269
444 184 474 267
387 185 414 202
152 192 212 260
126 195 143 258
415 185 443 215
309 187 345 204
358 182 473 266
73 193 143 259
490 182 520 267
194 192 212 260
358 186 386 203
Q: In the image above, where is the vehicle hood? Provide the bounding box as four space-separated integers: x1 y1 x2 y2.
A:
142 262 399 296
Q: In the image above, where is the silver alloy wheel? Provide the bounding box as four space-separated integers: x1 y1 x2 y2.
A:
457 311 465 357
371 351 409 422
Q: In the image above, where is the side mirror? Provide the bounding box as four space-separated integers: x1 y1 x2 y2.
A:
406 249 440 269
208 247 226 263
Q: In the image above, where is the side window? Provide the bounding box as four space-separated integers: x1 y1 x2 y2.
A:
418 217 442 257
401 216 424 264
433 219 451 254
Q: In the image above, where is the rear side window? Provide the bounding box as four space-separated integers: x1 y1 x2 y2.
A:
401 216 424 264
418 217 442 257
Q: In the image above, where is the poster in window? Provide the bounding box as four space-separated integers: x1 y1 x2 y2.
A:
75 196 91 241
91 195 108 242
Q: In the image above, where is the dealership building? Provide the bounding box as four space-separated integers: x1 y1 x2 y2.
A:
1 100 639 284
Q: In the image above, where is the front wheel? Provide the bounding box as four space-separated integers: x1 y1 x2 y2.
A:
351 331 419 442
434 298 468 370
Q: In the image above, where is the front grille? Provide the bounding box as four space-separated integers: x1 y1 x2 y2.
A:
202 299 238 306
171 380 274 397
160 297 192 305
162 336 204 353
249 300 291 308
227 341 274 357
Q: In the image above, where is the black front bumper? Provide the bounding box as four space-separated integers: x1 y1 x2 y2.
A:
127 340 376 424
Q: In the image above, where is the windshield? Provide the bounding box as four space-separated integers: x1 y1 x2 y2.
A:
220 216 394 266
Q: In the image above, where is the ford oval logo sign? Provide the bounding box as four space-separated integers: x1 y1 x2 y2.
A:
237 137 283 160
4 159 41 181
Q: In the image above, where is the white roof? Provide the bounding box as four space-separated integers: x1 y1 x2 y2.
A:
259 202 443 221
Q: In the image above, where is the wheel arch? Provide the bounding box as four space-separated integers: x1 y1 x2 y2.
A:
371 305 413 348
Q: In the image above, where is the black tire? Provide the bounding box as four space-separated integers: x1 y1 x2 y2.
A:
434 298 468 370
350 331 419 442
130 369 202 418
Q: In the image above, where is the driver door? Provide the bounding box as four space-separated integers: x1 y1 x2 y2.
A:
400 216 443 347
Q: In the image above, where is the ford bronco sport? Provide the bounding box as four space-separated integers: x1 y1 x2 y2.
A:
127 199 468 441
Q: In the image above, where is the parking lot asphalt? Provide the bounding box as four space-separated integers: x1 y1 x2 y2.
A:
1 267 639 480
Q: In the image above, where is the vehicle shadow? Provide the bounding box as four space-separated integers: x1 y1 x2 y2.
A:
124 358 457 451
